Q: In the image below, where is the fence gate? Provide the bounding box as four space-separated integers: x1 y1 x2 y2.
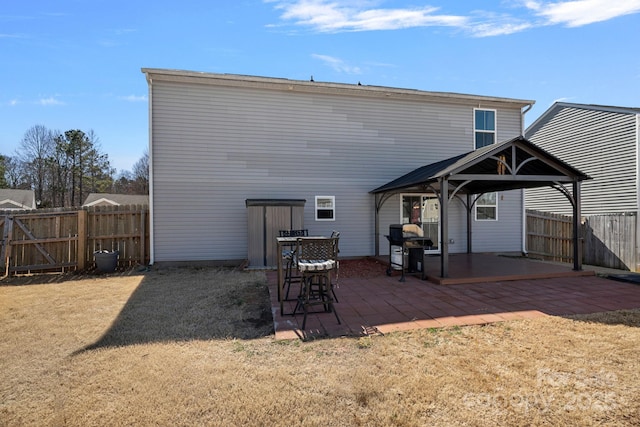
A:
1 206 149 276
2 211 80 275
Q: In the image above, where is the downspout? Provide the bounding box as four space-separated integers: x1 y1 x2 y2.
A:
374 194 380 257
145 71 155 265
636 114 640 271
521 102 534 255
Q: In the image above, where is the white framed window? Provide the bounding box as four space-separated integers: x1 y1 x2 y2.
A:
475 192 498 221
474 108 496 149
315 196 335 221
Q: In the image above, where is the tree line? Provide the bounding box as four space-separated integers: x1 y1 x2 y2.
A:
0 124 148 208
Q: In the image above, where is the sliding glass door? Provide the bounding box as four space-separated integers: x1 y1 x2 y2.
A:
401 194 439 253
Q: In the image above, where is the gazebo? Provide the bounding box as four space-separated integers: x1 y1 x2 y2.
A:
371 136 591 278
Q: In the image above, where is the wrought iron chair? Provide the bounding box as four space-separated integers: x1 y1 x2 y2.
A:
293 236 341 330
279 229 308 300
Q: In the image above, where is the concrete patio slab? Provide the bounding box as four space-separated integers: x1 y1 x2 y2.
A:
266 255 640 340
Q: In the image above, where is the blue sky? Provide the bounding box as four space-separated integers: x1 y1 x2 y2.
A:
2 0 639 173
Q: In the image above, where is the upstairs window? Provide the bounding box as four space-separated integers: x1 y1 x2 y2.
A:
474 109 496 149
315 196 335 221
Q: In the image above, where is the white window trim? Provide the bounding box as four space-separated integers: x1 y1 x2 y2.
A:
473 108 497 149
475 192 499 221
315 195 335 221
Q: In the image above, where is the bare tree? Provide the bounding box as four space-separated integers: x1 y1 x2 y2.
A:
16 125 55 204
4 125 122 206
2 156 27 189
132 149 149 194
0 155 8 188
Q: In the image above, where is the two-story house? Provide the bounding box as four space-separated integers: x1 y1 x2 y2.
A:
143 69 586 275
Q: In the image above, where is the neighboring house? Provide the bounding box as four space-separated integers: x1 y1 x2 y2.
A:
82 193 149 207
525 102 640 215
525 102 640 270
142 68 584 269
0 189 36 211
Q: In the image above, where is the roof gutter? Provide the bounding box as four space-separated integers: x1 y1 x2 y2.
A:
521 102 534 135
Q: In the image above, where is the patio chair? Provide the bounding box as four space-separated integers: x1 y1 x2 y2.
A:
279 229 308 300
294 236 341 330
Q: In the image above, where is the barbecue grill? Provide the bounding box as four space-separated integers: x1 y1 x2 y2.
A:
385 224 433 281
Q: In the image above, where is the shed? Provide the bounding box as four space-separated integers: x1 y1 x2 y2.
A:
246 199 305 267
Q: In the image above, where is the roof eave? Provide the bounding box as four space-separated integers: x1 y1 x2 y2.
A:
141 68 535 108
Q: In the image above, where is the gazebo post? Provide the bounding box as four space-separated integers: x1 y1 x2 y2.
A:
440 177 449 278
466 193 472 254
374 194 380 257
572 180 582 271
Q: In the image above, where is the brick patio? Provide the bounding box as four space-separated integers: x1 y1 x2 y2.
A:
267 254 640 340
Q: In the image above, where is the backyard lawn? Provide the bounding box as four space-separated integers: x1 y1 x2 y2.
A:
1 266 639 426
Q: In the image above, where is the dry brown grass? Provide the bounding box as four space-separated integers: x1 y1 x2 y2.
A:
1 266 640 426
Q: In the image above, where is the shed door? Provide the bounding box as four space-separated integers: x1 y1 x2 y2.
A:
246 201 305 268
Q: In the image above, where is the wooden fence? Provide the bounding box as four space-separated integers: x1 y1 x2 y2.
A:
3 206 637 275
526 209 639 271
1 205 149 276
526 210 575 263
583 213 637 271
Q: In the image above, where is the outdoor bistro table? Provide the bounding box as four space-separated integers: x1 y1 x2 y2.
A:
276 235 335 315
276 236 299 315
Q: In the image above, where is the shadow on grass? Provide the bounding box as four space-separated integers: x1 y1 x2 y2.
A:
0 267 145 286
75 266 274 354
566 309 640 328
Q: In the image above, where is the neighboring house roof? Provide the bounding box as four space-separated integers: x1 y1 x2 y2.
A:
525 101 640 216
82 193 149 207
0 189 36 210
371 136 590 195
142 68 535 109
526 102 640 135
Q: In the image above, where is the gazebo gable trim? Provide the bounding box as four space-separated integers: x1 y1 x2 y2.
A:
371 136 590 196
433 136 588 181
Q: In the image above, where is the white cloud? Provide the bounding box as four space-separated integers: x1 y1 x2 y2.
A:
312 54 362 74
271 0 467 32
38 97 64 106
267 0 640 36
526 0 640 26
551 97 576 105
8 99 19 106
119 95 148 102
113 28 136 36
469 20 533 37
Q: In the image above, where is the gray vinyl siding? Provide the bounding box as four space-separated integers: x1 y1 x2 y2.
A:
150 76 526 262
526 105 639 215
473 190 523 252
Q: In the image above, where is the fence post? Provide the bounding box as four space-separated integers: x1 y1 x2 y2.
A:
140 208 146 265
3 216 13 277
77 209 87 270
